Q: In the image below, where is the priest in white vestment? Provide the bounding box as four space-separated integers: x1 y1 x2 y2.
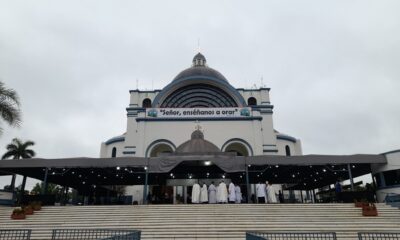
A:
200 183 208 203
256 181 266 203
208 182 217 204
191 183 201 204
217 181 228 203
235 184 242 203
266 181 277 203
228 182 236 203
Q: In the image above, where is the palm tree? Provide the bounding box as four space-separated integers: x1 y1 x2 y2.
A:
2 138 35 193
0 81 21 134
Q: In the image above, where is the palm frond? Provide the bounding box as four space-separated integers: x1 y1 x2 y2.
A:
0 82 20 106
22 140 35 148
2 150 17 159
0 101 21 126
22 149 35 158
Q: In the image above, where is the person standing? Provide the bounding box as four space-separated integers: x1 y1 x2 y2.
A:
335 180 342 202
235 184 242 203
256 181 266 203
278 190 284 203
208 182 217 204
217 181 228 203
228 182 236 203
191 182 201 204
266 181 277 203
200 183 208 203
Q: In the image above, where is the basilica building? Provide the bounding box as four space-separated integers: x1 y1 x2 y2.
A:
101 53 302 159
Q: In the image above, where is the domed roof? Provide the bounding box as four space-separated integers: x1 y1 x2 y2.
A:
176 130 221 154
172 53 228 82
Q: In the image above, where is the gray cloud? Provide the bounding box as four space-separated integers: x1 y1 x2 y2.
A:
0 0 399 188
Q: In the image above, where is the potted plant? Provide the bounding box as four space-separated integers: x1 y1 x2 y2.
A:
362 203 378 216
31 201 42 211
23 205 34 215
11 207 26 220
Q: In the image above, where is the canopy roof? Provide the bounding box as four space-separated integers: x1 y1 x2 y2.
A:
0 154 386 191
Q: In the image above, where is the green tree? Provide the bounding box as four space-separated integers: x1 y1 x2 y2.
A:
31 183 66 202
2 138 35 192
0 81 21 134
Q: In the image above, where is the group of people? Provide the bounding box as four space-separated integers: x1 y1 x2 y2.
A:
191 181 242 204
256 181 278 203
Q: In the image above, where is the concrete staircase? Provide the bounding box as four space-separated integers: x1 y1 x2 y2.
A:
0 203 399 240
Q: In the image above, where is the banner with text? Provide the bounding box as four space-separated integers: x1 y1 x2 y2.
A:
146 108 252 118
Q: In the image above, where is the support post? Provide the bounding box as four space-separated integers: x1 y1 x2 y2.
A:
312 189 316 203
21 176 27 193
347 164 354 191
143 167 149 205
42 168 49 195
245 165 251 203
300 190 304 203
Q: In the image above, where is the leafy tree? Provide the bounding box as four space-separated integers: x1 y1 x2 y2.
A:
2 138 35 192
31 183 67 203
0 81 21 134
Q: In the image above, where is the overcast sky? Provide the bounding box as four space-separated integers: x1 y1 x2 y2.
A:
0 0 399 189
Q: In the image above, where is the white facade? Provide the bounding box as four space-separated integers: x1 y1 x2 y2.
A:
100 53 302 159
371 150 400 202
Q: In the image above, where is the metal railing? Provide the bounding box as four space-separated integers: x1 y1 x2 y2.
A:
358 232 400 240
0 230 31 240
384 193 400 203
246 232 337 240
51 229 141 240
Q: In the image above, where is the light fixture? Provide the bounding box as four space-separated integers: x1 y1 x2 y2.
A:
275 165 279 168
116 166 120 170
170 173 173 177
222 175 226 179
323 169 326 172
144 166 148 170
204 161 211 166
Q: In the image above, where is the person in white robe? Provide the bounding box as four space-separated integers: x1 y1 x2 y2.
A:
256 181 266 203
200 183 208 203
235 184 242 203
217 181 228 203
191 183 201 204
266 181 277 203
228 182 236 203
208 182 217 204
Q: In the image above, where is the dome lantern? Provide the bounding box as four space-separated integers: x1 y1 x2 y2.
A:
192 52 206 67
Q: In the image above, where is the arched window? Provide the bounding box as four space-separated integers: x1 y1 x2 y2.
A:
142 98 152 108
285 145 291 156
111 147 117 158
224 142 250 156
149 144 174 157
247 97 257 106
